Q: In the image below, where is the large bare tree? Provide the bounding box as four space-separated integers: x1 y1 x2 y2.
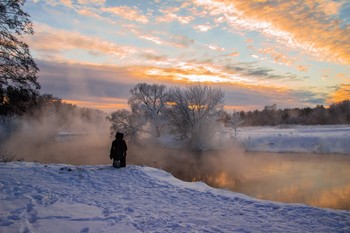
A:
0 0 40 115
128 83 168 137
166 84 224 150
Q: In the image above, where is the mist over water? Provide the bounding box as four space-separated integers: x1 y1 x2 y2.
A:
127 144 350 210
2 126 350 210
1 109 111 165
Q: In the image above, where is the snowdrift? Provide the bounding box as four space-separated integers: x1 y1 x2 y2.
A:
1 162 349 233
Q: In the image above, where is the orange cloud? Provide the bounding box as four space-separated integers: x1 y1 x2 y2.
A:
228 52 240 57
77 0 106 4
129 28 194 48
127 64 324 108
101 6 149 24
335 73 347 81
77 8 103 19
60 0 72 8
157 8 194 24
198 0 350 65
297 65 308 72
327 84 350 104
63 97 129 112
305 0 344 16
224 104 259 111
258 47 295 66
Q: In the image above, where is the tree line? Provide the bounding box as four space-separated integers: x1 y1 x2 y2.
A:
220 102 350 127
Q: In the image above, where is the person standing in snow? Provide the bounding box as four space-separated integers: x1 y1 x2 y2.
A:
110 132 128 168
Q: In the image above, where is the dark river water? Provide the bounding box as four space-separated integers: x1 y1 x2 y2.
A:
11 139 350 210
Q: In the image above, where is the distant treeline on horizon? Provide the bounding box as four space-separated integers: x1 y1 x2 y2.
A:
222 100 350 126
1 91 349 127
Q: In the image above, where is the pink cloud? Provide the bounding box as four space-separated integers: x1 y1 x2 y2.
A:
60 0 73 8
77 8 103 19
258 47 296 66
25 24 136 60
101 6 149 24
156 8 194 24
297 65 308 72
77 0 106 4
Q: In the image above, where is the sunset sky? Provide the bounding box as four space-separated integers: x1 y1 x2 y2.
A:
24 0 350 112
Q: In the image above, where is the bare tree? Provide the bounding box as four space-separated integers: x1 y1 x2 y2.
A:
166 84 224 150
128 83 167 137
1 0 40 115
230 111 243 140
107 109 145 143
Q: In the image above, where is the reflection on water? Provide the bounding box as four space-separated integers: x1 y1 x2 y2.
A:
128 146 350 210
231 153 350 210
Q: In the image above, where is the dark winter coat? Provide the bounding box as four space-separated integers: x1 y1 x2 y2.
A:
110 132 127 161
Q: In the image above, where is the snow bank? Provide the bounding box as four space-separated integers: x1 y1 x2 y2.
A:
1 162 349 232
235 125 350 154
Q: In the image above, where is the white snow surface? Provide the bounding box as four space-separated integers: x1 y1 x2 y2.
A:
234 125 350 154
1 162 350 233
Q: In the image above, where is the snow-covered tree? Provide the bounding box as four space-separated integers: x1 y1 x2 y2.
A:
128 83 168 137
107 109 144 143
166 84 224 150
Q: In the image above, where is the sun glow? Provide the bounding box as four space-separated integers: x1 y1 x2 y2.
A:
63 98 129 112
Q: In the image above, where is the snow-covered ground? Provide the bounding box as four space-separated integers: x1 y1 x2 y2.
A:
1 162 350 233
234 125 350 154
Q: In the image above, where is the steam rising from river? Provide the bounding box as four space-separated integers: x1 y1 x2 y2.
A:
1 112 111 164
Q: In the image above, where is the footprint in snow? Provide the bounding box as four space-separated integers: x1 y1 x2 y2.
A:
124 207 134 213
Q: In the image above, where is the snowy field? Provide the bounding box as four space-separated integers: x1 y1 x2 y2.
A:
1 125 350 232
1 162 350 233
234 125 350 154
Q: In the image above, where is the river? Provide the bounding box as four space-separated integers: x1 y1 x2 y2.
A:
128 145 350 210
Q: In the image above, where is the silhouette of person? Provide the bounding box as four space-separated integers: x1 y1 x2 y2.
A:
110 132 127 168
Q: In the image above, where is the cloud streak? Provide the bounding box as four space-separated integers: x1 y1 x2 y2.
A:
195 0 350 64
101 6 149 24
25 24 138 62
